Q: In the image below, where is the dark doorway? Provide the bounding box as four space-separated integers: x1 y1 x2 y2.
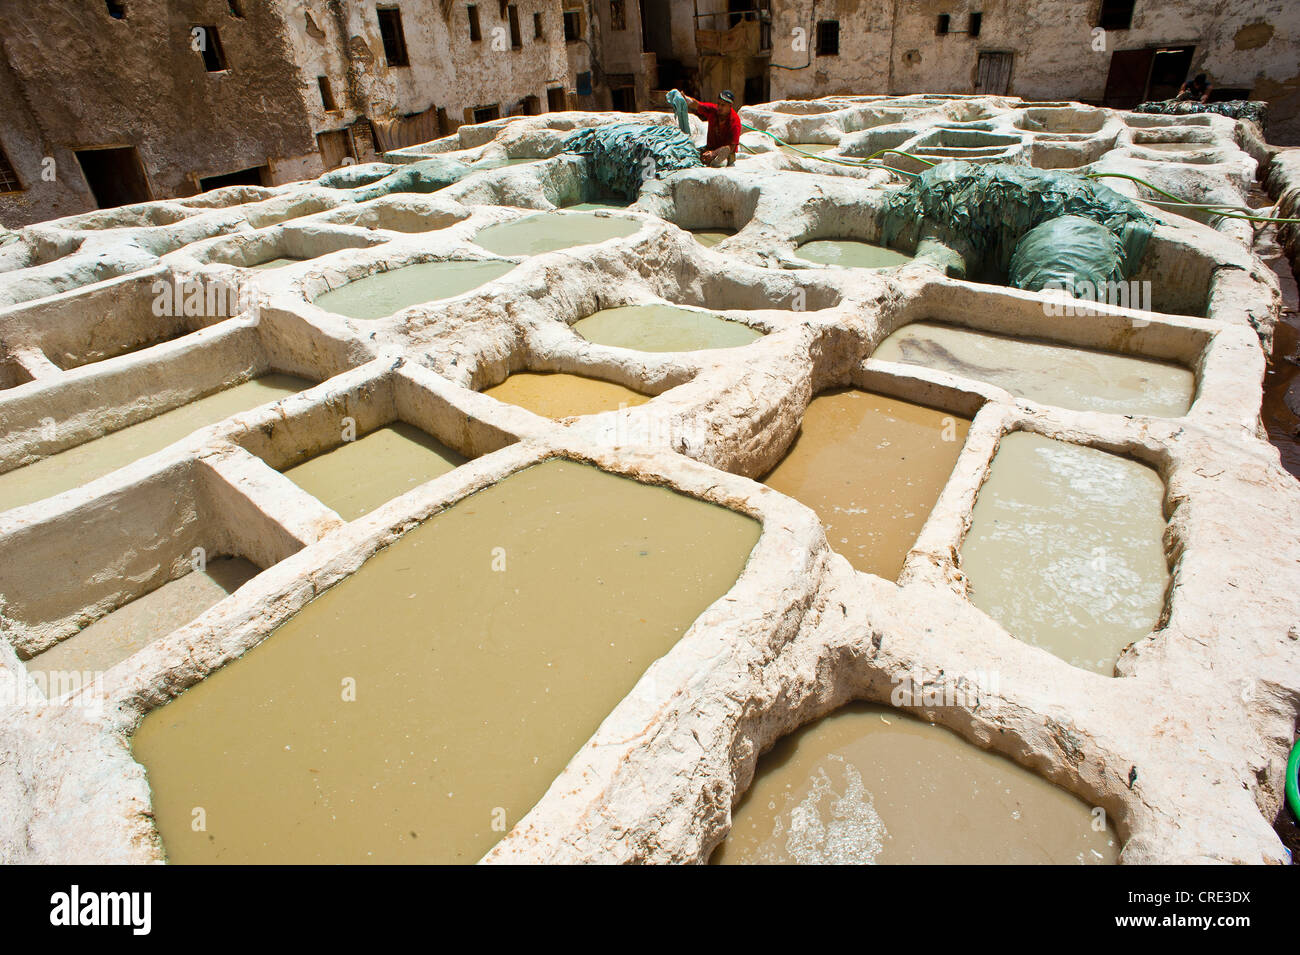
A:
199 165 270 191
611 86 636 111
74 146 152 208
1102 48 1154 107
743 74 767 106
547 86 567 111
1147 46 1195 101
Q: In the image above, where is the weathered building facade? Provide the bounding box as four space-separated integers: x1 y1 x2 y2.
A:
0 0 597 227
758 0 1300 141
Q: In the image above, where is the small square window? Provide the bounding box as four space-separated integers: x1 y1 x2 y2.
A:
1098 0 1136 31
534 11 543 38
816 20 839 56
193 25 228 72
611 0 626 30
508 4 522 48
0 143 24 194
936 14 950 35
563 9 581 41
105 1 126 19
969 12 982 37
468 5 481 41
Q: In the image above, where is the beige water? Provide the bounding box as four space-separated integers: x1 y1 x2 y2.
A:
874 322 1193 417
482 371 651 418
282 422 467 520
132 459 760 864
314 260 515 320
28 558 259 690
962 432 1168 673
1138 142 1206 152
762 390 968 579
691 229 734 247
796 240 913 269
562 201 630 211
714 702 1117 865
0 375 309 514
472 211 640 256
572 304 763 353
248 257 304 271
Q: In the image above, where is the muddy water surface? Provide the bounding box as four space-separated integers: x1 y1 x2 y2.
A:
132 459 760 864
314 260 515 320
796 240 913 269
874 321 1193 416
482 371 650 418
282 423 467 520
573 305 763 352
714 702 1117 864
473 211 639 256
761 390 968 578
0 374 309 513
961 432 1168 673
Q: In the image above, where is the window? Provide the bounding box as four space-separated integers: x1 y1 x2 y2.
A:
75 147 152 208
1098 0 1135 30
0 143 23 194
317 76 337 111
468 5 481 41
968 12 982 36
473 104 501 123
193 25 228 71
563 9 581 41
534 12 543 38
507 4 522 48
227 1 244 17
815 20 839 56
105 0 126 18
547 86 567 111
498 0 507 19
610 0 626 30
376 7 410 67
199 165 269 191
936 14 950 35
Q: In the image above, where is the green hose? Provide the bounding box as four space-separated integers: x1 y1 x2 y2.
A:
1084 171 1300 225
739 123 929 178
1287 736 1300 822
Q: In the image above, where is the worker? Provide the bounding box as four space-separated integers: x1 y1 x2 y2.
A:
682 89 741 167
1176 73 1213 105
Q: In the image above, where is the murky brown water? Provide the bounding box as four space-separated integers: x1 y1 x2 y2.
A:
796 240 913 269
282 423 467 520
28 557 259 689
482 371 651 418
314 260 515 320
572 304 763 352
961 432 1168 674
0 374 310 514
761 390 968 579
132 459 760 864
713 702 1118 864
691 230 734 247
874 321 1194 417
247 257 305 271
472 211 640 256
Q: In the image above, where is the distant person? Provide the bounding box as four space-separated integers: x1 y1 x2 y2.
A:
1177 73 1212 104
682 89 741 167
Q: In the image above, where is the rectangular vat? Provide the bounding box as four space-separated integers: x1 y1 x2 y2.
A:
132 459 761 863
